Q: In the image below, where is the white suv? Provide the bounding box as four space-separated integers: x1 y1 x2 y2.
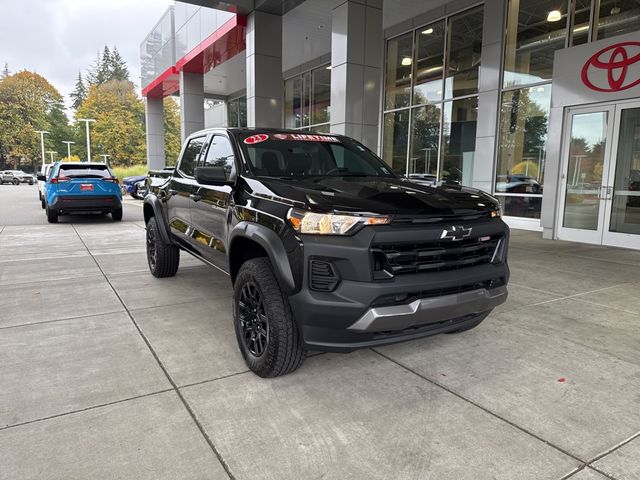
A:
38 164 54 206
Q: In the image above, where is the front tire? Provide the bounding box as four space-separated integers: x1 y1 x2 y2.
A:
112 207 123 221
146 216 179 277
12 178 19 186
38 190 42 201
234 258 305 378
46 206 58 223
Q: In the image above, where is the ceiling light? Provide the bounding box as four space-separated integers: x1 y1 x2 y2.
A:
401 57 412 66
422 27 434 35
610 6 621 14
326 65 332 70
547 10 562 22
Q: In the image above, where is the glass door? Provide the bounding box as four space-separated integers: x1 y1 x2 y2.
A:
557 105 615 244
602 103 640 249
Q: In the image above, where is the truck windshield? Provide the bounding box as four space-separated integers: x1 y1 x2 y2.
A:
239 133 396 179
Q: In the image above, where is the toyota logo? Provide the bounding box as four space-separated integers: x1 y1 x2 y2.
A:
581 41 640 93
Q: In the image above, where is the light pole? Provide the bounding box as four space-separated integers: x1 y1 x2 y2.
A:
62 141 75 162
77 118 96 162
100 154 110 165
35 130 49 167
46 150 56 163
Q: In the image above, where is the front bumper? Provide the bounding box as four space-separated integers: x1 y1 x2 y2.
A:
287 219 509 352
49 195 122 214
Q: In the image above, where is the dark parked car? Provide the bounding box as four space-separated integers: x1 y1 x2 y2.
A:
122 174 149 199
144 129 509 377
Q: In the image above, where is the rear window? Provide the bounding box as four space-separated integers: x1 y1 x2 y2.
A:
59 165 112 178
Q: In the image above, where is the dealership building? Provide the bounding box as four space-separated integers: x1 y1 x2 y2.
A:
140 0 640 249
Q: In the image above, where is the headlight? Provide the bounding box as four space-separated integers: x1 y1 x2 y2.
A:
490 204 503 218
287 209 390 235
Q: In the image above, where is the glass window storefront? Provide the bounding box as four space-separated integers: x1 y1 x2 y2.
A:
284 65 331 131
227 96 247 128
440 97 478 184
503 0 569 88
496 85 551 218
385 33 414 110
445 9 483 99
595 0 640 41
382 6 483 182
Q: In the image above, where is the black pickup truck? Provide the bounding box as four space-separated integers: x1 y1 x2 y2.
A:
144 129 509 377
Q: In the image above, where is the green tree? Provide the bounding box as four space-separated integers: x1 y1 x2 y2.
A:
0 71 65 171
75 79 146 166
163 96 181 166
110 47 130 81
85 51 102 86
70 71 87 110
96 46 112 85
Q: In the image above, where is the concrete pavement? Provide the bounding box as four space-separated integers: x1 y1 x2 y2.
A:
1 195 639 479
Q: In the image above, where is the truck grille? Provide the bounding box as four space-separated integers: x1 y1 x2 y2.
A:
372 235 502 276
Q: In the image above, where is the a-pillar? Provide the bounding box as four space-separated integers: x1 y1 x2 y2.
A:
330 0 383 151
245 11 282 128
180 71 205 141
145 96 165 170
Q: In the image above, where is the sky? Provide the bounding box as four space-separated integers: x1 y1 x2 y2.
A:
0 0 173 114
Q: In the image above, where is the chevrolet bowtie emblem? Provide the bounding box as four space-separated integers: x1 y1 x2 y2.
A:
440 226 472 241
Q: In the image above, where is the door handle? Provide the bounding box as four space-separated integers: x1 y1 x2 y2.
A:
189 193 202 202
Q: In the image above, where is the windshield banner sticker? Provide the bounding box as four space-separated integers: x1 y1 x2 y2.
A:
272 133 340 143
244 134 270 145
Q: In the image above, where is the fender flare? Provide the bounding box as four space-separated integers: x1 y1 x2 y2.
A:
143 195 172 245
229 221 296 292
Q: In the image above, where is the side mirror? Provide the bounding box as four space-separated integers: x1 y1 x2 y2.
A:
37 174 46 182
195 166 232 186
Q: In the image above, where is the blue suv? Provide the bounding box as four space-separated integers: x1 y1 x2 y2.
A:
40 162 123 223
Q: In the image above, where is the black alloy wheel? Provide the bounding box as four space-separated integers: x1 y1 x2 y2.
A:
146 221 158 272
238 281 269 357
145 216 179 278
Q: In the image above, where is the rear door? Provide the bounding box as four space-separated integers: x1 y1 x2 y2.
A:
190 133 236 271
166 135 208 243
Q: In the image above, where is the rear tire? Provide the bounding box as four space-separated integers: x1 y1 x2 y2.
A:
41 197 46 209
46 206 58 223
38 191 42 201
233 258 305 378
112 207 123 221
12 178 19 186
146 216 179 278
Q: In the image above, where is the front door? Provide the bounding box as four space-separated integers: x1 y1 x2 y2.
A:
557 101 640 249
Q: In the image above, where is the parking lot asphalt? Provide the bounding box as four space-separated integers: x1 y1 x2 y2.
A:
1 188 640 479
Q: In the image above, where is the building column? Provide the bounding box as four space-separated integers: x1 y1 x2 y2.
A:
145 97 165 170
180 71 205 141
246 11 282 128
330 0 383 151
472 0 507 193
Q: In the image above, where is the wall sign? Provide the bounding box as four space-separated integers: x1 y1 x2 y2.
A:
581 41 640 93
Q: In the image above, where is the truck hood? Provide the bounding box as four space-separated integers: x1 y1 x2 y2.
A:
247 176 499 216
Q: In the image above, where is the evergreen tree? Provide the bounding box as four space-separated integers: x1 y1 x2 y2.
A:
85 51 101 86
0 63 9 80
69 71 87 110
96 46 112 84
110 47 130 81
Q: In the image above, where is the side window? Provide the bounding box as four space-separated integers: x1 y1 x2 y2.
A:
178 136 206 177
203 135 236 177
